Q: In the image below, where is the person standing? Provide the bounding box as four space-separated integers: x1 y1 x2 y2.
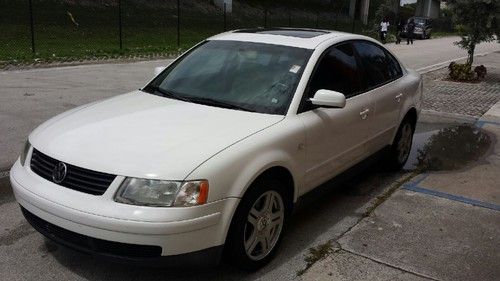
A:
407 18 416 45
380 18 390 44
396 19 403 44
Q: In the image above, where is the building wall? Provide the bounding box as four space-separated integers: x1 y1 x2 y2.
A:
214 0 232 13
415 0 440 18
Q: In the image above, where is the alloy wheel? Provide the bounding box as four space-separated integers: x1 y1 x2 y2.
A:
244 190 285 261
397 123 413 164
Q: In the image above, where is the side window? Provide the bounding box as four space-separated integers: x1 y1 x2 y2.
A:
308 43 364 99
352 41 395 88
385 51 403 79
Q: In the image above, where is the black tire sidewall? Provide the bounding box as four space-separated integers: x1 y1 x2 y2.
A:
387 119 414 170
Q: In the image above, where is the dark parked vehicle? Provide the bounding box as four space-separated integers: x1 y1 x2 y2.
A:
402 17 432 39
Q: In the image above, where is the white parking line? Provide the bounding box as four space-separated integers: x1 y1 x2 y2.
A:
416 51 494 74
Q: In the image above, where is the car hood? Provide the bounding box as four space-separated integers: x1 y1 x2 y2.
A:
30 91 284 180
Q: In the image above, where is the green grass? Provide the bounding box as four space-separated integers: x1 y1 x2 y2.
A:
297 241 335 276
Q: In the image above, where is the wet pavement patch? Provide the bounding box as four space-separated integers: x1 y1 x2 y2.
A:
416 125 492 171
407 124 493 172
0 222 34 246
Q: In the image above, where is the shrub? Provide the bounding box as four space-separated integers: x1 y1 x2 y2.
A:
448 61 475 81
474 65 487 79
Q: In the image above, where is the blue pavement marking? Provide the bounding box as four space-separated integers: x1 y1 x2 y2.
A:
401 117 500 211
476 120 500 128
402 172 500 212
403 184 500 211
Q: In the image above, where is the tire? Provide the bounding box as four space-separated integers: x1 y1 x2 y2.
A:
224 177 291 270
386 118 415 171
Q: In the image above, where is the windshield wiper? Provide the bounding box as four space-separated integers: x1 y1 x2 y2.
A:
142 86 256 112
142 85 192 103
181 96 257 112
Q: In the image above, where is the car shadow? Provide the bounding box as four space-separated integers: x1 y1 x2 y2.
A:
44 151 407 280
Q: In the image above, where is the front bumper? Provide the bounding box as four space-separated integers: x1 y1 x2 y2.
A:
20 206 223 266
10 160 239 263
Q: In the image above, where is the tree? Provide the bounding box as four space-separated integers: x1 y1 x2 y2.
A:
371 0 399 34
447 0 499 66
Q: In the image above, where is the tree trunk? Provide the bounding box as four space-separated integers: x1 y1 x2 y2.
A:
467 42 475 66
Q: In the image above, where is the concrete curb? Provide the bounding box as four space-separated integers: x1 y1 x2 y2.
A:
416 51 496 74
479 98 500 122
419 109 477 124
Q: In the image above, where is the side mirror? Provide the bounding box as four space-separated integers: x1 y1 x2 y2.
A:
154 66 166 76
309 89 346 108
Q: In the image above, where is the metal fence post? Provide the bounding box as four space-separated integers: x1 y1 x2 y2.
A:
264 8 267 28
177 0 180 47
28 0 35 54
223 3 227 31
118 0 123 50
288 8 291 27
351 0 356 33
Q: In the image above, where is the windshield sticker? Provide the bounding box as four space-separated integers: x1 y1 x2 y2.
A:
289 65 301 73
271 98 278 104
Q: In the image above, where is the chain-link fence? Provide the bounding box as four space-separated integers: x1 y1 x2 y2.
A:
0 0 454 63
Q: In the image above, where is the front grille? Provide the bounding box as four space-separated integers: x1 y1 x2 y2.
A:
30 148 116 195
21 207 162 258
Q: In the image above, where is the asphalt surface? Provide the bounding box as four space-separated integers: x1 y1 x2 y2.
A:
0 36 499 280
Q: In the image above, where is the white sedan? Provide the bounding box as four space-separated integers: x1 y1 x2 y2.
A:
10 28 422 270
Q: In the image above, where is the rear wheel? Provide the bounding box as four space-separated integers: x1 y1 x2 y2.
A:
386 118 414 170
224 178 290 270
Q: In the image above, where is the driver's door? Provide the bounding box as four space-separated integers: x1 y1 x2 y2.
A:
298 43 375 192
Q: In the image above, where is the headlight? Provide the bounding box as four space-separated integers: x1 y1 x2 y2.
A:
115 178 209 207
20 140 31 166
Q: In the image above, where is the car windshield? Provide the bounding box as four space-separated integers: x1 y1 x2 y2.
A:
143 40 312 115
412 18 426 26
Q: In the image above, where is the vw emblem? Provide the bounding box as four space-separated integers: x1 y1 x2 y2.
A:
52 162 67 184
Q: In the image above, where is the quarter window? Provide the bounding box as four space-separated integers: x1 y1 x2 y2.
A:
385 51 403 79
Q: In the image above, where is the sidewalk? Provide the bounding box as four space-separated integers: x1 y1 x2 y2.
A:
302 81 500 280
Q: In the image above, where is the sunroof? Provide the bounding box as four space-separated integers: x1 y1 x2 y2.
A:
234 28 329 38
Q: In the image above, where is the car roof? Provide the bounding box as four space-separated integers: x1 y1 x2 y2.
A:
208 28 355 50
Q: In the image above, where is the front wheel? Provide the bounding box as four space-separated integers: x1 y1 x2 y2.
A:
224 178 290 270
386 119 414 170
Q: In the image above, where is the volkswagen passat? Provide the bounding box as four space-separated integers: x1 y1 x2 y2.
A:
11 28 422 269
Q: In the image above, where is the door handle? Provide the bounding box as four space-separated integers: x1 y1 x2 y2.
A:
395 93 403 102
359 108 370 119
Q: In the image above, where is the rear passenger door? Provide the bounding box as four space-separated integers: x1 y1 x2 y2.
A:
352 41 405 152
